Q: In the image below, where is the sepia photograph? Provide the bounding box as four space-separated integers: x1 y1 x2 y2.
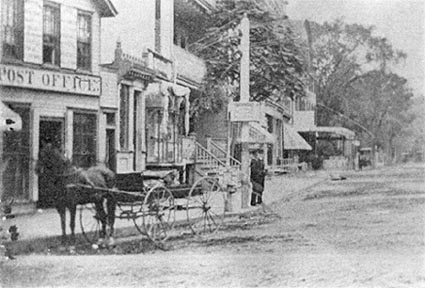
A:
0 0 424 287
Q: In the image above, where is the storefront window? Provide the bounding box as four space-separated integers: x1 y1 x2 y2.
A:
73 112 96 168
2 0 24 60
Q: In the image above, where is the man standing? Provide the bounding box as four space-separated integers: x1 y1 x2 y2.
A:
250 149 266 206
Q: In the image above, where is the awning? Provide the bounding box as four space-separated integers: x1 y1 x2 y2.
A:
0 102 22 131
298 126 355 140
283 123 312 150
236 122 275 144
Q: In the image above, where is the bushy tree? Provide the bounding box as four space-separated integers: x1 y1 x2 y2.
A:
309 19 407 127
346 70 414 157
309 19 414 160
189 0 306 119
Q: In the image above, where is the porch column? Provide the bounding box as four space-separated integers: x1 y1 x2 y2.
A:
185 94 190 136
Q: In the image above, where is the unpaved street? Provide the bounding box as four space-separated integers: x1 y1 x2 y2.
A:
1 164 424 288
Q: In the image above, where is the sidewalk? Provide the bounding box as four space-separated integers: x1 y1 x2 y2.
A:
1 170 328 253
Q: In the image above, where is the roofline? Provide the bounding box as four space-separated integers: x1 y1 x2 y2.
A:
95 0 118 17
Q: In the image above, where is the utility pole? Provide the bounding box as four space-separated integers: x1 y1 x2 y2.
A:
239 14 250 208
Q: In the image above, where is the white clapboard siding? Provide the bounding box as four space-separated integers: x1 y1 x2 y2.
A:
100 70 118 109
24 0 43 64
61 5 77 69
91 12 100 75
160 0 173 59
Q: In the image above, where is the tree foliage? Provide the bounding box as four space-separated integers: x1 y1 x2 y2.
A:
310 19 407 126
345 71 414 151
309 19 413 157
189 0 306 119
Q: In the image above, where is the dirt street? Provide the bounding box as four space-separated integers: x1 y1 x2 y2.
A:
1 164 424 288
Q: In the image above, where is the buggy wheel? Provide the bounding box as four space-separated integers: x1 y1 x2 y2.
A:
186 176 225 235
79 203 101 244
141 185 176 243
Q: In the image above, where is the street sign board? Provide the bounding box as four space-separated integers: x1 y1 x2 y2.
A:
228 101 261 122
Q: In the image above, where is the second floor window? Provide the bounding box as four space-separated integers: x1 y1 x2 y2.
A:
2 0 24 60
77 12 92 70
43 2 60 66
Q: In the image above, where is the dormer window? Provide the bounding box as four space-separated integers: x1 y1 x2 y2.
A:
77 11 92 70
43 2 61 66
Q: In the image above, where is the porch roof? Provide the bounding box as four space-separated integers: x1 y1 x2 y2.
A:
298 126 355 140
235 122 275 144
283 123 312 150
94 0 118 17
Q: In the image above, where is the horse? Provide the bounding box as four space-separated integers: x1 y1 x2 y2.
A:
62 164 117 245
36 144 116 245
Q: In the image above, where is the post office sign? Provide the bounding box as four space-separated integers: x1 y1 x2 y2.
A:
0 64 101 96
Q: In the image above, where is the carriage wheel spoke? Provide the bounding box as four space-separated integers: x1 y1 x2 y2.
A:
187 177 225 235
142 185 175 243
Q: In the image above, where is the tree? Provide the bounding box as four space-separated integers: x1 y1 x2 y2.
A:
308 19 414 161
309 19 407 127
345 70 414 160
189 0 306 119
393 96 425 161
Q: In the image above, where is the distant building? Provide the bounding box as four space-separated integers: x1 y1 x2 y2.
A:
101 0 212 180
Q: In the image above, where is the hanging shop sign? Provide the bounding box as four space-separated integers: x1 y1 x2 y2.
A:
0 64 101 96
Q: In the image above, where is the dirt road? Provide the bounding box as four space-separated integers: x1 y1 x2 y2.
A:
1 164 424 287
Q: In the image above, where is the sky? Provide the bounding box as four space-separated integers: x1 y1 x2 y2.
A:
287 0 425 98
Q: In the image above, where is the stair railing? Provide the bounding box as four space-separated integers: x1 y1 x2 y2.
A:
209 140 241 170
195 142 227 171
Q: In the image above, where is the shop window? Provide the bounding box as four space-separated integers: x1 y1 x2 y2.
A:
120 84 130 150
77 11 92 70
73 112 97 168
2 0 24 60
43 2 60 66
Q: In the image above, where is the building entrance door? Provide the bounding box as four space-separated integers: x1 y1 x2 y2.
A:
38 118 64 208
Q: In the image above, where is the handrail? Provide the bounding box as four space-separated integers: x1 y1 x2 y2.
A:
195 142 227 169
209 140 241 169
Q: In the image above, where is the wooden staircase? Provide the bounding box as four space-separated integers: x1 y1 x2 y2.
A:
194 140 241 182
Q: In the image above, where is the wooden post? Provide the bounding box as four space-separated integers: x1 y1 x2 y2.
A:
239 14 250 209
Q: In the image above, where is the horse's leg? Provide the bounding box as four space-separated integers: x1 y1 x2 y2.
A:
69 205 77 245
94 201 107 239
106 198 117 237
57 206 67 245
